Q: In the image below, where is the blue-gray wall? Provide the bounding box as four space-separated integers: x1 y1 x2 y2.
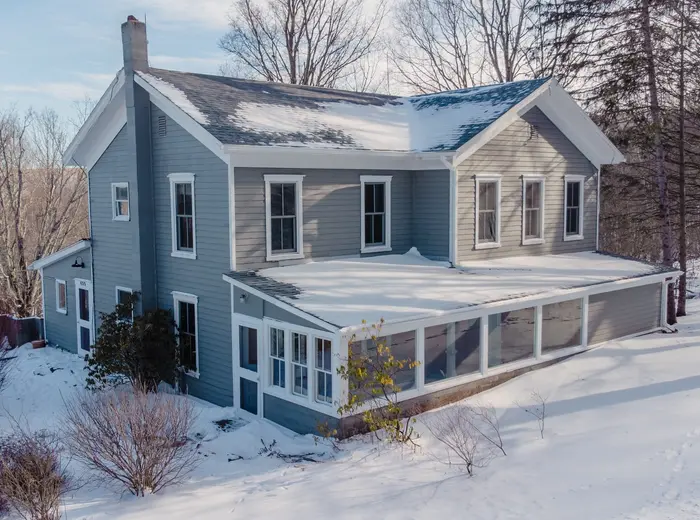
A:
263 394 338 434
413 170 450 259
42 248 93 354
150 105 233 406
233 287 329 331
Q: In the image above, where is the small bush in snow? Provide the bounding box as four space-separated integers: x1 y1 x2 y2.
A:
424 404 506 476
85 293 179 392
517 390 548 439
337 320 421 445
0 428 73 520
62 385 199 496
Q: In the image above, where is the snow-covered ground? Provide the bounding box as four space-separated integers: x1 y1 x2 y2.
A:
4 303 700 519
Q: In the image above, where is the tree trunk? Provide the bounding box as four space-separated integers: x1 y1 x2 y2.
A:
677 0 687 317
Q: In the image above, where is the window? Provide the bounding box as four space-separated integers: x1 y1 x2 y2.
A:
111 182 130 221
488 307 536 368
173 292 198 375
265 175 304 261
542 299 582 353
475 176 501 248
169 173 196 259
522 177 545 244
292 332 308 396
55 280 67 314
270 327 286 389
239 325 258 372
564 176 584 240
424 319 480 384
315 338 332 403
360 175 392 253
115 286 133 322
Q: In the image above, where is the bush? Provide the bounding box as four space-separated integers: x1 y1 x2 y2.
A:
85 293 179 391
62 385 199 496
0 338 12 394
0 428 73 520
337 321 421 445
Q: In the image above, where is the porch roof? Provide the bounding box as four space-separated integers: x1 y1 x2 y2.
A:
225 249 678 331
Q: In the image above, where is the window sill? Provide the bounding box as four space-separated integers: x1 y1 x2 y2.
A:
266 251 304 262
171 250 197 260
563 234 584 242
361 244 392 254
56 308 67 315
184 370 200 379
475 241 501 250
112 216 130 222
522 238 545 246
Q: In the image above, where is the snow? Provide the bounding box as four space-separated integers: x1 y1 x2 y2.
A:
4 302 700 518
257 250 665 327
138 73 209 125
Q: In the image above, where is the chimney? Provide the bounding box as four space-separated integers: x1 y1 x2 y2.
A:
121 15 148 73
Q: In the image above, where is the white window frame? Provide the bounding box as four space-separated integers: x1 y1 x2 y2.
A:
111 182 130 221
269 326 286 389
264 174 305 262
291 331 309 397
169 173 197 260
55 279 67 314
314 337 333 404
172 291 199 377
115 286 133 322
474 174 502 250
563 175 585 242
360 175 392 254
522 175 546 245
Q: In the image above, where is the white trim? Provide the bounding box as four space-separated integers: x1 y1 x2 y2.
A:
264 174 305 262
563 175 585 242
661 281 669 327
28 240 91 271
111 182 130 221
134 73 229 164
228 161 237 271
360 175 392 254
40 271 47 341
232 310 264 417
415 326 425 391
474 175 502 250
172 291 200 378
595 168 601 250
521 175 546 245
74 278 94 355
441 156 458 264
168 173 197 260
581 295 589 347
534 305 543 359
55 279 67 314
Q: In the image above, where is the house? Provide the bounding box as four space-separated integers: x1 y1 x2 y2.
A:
29 17 680 434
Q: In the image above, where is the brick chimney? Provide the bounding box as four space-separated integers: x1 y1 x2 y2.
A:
121 15 148 73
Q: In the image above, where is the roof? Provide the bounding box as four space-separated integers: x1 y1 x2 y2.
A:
137 69 549 153
28 240 91 271
225 249 677 330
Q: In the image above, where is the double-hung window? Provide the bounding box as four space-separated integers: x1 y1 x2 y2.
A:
265 175 304 261
169 173 196 259
173 292 198 375
291 332 308 396
115 286 133 322
111 182 130 221
564 175 584 241
270 327 286 388
475 175 501 249
360 175 392 253
522 176 545 245
315 338 332 404
55 279 67 314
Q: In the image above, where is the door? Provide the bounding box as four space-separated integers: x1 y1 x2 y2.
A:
233 315 263 417
75 279 94 354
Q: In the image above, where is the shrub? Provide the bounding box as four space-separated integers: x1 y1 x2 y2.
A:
0 338 12 394
0 428 73 520
85 293 179 391
337 321 421 445
62 385 199 496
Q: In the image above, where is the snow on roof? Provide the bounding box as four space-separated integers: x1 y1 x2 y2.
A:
244 249 670 328
136 69 548 152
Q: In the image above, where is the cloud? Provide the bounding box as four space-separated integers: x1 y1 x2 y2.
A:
150 54 224 72
0 82 103 102
122 0 232 30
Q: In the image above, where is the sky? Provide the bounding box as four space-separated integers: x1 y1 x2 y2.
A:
0 0 233 121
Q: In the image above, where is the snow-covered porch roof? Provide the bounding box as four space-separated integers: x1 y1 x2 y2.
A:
223 250 680 333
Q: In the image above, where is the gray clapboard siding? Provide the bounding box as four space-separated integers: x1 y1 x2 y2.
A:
413 170 450 259
150 105 233 406
456 107 597 262
235 168 413 271
42 250 93 354
263 394 338 434
588 283 662 345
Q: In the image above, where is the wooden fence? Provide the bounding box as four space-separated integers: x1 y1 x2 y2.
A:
0 315 44 348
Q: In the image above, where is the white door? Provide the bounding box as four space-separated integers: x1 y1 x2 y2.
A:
75 279 94 354
232 315 264 418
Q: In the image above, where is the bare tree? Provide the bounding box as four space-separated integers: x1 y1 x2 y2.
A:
0 108 88 317
219 0 386 88
517 390 547 439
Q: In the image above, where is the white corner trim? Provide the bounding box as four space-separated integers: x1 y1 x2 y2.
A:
521 176 546 245
441 156 458 265
169 173 197 260
474 176 502 249
360 175 392 253
28 240 91 271
111 182 130 221
563 176 585 242
264 175 305 262
55 279 67 314
228 162 237 271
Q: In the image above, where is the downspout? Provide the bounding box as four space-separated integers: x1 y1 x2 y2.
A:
441 155 457 266
595 166 601 251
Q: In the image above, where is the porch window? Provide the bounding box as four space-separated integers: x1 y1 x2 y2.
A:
349 331 416 398
475 176 501 248
270 327 286 389
111 182 130 221
173 292 198 375
55 279 67 314
239 325 258 372
265 175 304 261
564 176 584 240
360 175 392 253
315 338 332 403
522 177 545 244
292 332 308 396
488 307 536 368
542 299 582 353
424 319 480 384
169 173 196 259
